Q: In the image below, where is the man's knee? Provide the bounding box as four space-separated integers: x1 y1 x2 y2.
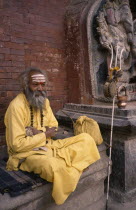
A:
78 132 96 144
40 157 65 181
41 157 63 173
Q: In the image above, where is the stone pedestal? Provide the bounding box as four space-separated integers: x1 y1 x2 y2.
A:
56 101 136 207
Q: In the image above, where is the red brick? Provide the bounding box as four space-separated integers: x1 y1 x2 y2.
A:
10 49 25 55
11 36 25 44
0 79 6 84
3 67 24 73
0 72 12 79
13 31 25 39
5 55 24 62
9 12 23 21
0 54 4 60
0 61 12 66
0 91 7 97
0 85 6 91
25 54 37 61
0 48 10 54
4 42 24 50
10 17 22 26
0 68 6 72
0 34 10 41
11 61 25 67
0 42 4 47
0 27 4 34
6 84 20 91
11 72 20 79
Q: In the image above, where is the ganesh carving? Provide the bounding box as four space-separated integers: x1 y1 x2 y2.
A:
96 0 136 98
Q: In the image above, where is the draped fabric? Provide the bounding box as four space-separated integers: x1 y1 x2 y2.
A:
4 93 101 204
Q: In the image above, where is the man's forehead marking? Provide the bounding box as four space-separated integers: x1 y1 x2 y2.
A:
31 74 46 82
31 74 45 78
32 79 46 82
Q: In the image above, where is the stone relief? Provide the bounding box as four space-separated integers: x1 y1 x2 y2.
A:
96 0 135 93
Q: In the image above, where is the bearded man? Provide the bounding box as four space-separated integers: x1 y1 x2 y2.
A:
4 67 101 205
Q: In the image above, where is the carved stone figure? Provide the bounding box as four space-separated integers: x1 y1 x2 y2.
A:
97 0 133 84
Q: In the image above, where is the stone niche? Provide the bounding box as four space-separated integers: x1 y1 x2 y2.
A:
58 0 136 209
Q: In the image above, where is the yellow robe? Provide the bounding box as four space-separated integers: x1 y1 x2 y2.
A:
4 92 100 205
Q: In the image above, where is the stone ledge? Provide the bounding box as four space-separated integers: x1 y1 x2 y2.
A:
56 104 136 137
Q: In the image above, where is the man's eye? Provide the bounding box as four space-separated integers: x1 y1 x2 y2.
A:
41 83 45 87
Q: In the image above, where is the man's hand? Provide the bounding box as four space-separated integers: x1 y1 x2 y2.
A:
45 126 57 138
31 127 43 135
25 126 57 138
25 126 43 136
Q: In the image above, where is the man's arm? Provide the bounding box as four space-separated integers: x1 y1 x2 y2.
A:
5 104 46 153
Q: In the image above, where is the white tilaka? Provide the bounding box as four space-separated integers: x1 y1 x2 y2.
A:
31 74 46 82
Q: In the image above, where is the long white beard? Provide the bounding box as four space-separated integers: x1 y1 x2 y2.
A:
25 88 46 110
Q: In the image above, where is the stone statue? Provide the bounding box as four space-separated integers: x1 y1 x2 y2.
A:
97 0 133 84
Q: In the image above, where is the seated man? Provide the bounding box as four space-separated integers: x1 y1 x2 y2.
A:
4 67 100 205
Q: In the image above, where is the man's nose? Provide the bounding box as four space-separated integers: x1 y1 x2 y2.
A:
37 85 42 91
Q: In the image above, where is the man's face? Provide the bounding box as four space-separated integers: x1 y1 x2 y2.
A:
25 72 47 109
29 72 46 94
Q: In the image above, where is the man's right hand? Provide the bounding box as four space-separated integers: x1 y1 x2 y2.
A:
45 126 57 138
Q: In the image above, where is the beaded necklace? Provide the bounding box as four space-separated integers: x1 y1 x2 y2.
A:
30 106 44 127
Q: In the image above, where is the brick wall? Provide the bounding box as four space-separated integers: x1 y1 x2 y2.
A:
0 0 69 144
65 0 95 104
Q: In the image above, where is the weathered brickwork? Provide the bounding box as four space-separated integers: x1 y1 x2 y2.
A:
65 0 95 104
0 0 69 142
